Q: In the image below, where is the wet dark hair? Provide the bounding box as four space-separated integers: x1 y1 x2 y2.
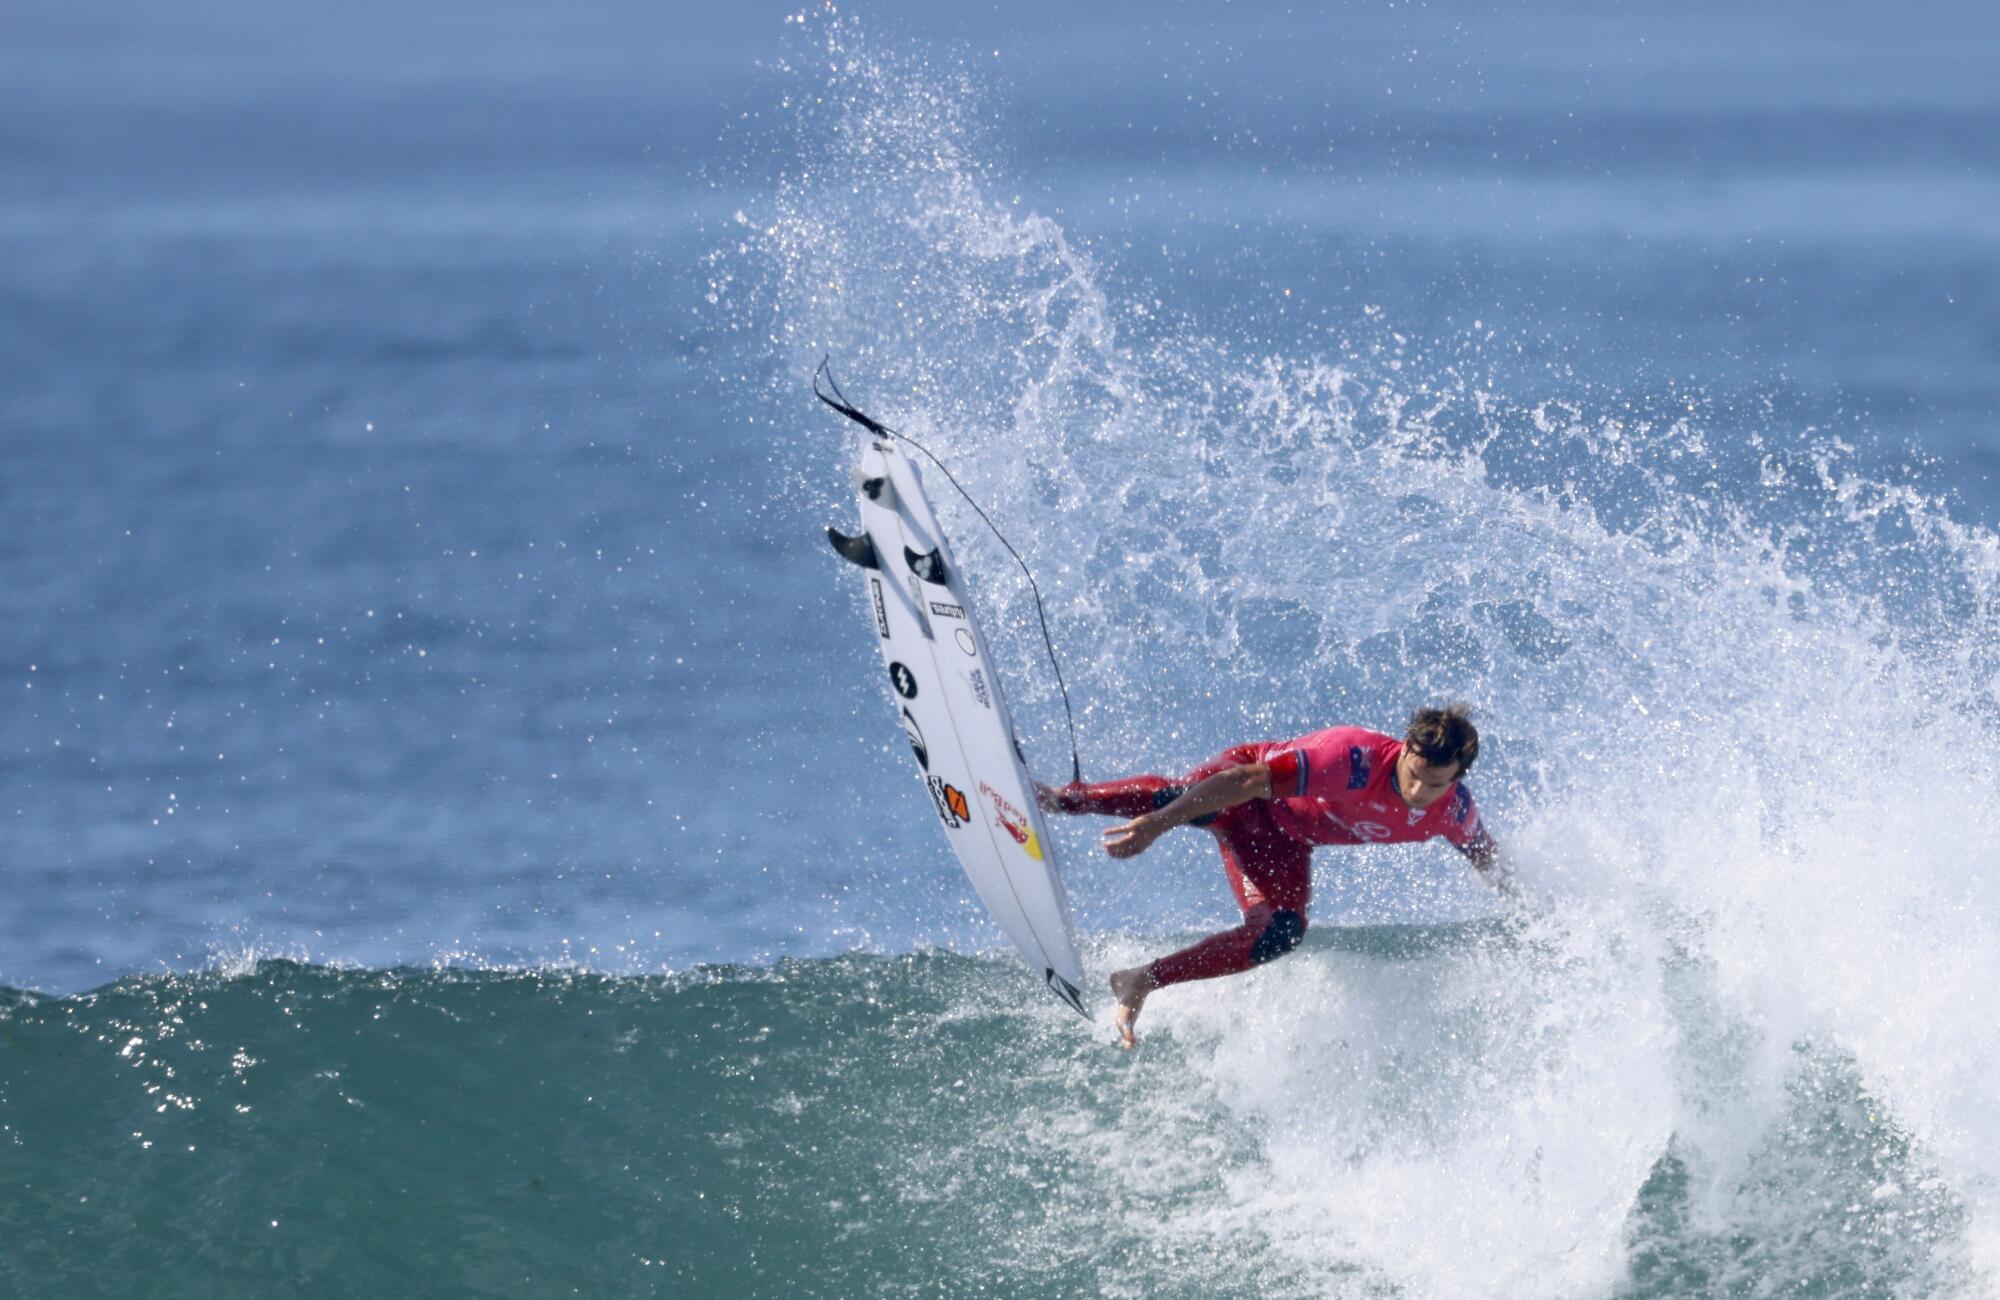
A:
1405 703 1480 773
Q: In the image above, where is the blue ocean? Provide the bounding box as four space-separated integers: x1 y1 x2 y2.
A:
4 1 1998 1294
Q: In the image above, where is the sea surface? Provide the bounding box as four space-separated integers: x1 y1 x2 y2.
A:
4 1 1999 1295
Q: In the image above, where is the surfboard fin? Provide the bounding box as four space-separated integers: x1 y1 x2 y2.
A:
825 526 879 569
853 467 896 508
904 546 949 586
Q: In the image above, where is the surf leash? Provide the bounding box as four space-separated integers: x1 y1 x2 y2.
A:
813 358 1085 786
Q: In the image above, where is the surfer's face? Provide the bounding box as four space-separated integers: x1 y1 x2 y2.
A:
1395 749 1460 810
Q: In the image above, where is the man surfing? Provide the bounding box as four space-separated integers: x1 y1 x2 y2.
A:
1042 704 1508 1048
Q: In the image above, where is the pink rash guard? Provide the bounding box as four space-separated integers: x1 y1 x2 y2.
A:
1255 725 1490 857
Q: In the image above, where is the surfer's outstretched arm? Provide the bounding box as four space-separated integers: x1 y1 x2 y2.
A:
1102 763 1273 859
1458 834 1518 899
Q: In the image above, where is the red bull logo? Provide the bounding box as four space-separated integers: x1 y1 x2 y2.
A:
978 782 1044 861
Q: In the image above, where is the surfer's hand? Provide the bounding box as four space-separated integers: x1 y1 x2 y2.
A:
1102 815 1163 859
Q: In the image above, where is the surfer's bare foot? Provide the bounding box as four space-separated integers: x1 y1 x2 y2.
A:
1108 965 1158 1050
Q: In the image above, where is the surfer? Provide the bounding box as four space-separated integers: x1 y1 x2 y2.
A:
1042 704 1508 1049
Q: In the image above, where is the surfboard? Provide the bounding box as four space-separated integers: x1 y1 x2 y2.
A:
827 437 1090 1019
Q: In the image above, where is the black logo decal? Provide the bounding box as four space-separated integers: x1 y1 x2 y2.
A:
901 708 929 770
889 662 918 699
927 776 970 828
929 601 965 619
1044 969 1087 1017
870 578 890 637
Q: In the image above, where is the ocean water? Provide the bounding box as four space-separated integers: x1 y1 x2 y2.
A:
4 1 1999 1295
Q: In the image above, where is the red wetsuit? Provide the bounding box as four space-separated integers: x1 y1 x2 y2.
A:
1053 726 1491 988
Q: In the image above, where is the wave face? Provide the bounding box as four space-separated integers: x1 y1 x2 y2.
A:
697 16 2000 1297
0 949 1975 1298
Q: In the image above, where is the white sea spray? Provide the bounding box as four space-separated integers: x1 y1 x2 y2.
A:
714 15 2000 1295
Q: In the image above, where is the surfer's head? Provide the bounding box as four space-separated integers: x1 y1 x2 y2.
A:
1397 704 1480 809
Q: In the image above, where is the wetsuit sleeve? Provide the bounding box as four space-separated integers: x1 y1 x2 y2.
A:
1263 748 1308 798
1438 785 1496 864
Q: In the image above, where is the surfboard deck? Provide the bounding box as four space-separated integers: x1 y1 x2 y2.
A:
829 438 1089 1019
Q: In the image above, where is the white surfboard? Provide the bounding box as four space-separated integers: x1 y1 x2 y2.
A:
828 436 1089 1019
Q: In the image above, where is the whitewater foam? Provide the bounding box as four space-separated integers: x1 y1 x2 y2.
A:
707 16 2000 1295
